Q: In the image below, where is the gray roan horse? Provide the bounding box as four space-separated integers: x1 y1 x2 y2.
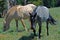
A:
3 4 36 32
29 6 56 39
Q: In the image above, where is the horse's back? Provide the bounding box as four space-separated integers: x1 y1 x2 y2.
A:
5 4 36 20
16 4 36 19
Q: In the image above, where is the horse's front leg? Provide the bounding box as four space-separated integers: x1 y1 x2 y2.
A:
46 19 49 36
38 21 42 39
20 19 27 31
15 20 18 31
32 28 36 38
37 16 42 39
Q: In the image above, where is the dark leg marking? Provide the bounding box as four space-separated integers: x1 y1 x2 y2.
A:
15 20 18 31
46 19 49 36
37 16 42 38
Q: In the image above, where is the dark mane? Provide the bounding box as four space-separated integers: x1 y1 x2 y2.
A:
32 7 38 15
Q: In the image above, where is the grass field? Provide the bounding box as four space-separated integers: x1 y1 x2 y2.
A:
0 7 60 40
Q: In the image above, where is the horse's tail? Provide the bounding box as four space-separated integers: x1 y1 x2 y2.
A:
49 14 56 25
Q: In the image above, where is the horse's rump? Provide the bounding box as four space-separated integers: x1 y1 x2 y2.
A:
36 6 49 21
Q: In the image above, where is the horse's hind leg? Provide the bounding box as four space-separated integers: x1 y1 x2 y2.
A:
38 21 42 39
46 19 49 36
20 19 27 31
15 20 18 31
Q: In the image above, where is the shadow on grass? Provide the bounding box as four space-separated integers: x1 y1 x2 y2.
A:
8 28 31 32
0 29 25 33
8 29 25 32
19 34 35 40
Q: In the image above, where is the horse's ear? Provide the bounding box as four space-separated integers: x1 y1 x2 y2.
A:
34 13 37 17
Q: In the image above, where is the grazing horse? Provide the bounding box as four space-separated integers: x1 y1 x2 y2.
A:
29 6 56 38
3 4 36 31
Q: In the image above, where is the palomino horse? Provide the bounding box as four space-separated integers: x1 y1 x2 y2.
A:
29 6 56 39
3 4 36 31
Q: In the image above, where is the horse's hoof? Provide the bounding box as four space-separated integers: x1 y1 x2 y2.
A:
47 34 49 36
34 34 37 37
25 29 27 32
3 29 7 32
27 28 33 32
16 29 20 32
37 37 40 40
24 28 28 32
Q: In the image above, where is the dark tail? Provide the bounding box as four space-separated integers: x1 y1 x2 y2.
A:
49 14 56 25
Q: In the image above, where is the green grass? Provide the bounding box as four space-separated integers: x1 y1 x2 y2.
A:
0 7 60 40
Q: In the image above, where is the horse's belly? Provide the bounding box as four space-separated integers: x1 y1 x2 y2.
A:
13 14 29 20
11 14 22 20
12 16 21 20
41 17 47 22
23 13 30 19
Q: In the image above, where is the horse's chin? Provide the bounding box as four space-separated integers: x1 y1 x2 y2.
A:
3 25 9 32
3 25 6 32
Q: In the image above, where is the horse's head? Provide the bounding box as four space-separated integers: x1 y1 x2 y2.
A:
29 13 37 29
3 20 9 31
